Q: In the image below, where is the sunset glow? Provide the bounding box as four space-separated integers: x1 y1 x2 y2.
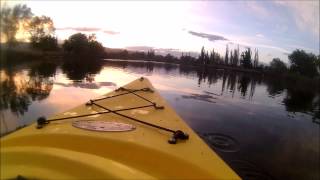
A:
3 0 319 63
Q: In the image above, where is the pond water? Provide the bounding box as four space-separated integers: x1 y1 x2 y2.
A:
1 59 319 180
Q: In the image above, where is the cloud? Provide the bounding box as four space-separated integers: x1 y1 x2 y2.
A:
273 0 319 36
103 30 120 35
56 27 120 35
246 1 269 18
157 48 180 51
56 27 101 32
230 39 290 54
126 46 154 51
188 31 228 42
255 34 264 38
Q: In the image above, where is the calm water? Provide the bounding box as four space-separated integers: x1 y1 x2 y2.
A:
1 59 319 180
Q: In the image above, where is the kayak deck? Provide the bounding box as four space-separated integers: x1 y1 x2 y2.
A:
1 77 240 179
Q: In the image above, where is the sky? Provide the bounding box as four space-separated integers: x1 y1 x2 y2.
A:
3 0 320 64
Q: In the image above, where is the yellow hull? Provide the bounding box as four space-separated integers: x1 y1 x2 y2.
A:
1 77 240 179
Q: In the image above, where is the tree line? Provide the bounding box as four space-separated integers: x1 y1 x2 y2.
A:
268 50 320 78
0 4 57 51
1 3 319 78
0 3 104 59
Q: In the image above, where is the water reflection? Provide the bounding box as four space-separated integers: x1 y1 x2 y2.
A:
54 81 116 89
2 59 319 122
0 75 31 115
110 60 318 120
62 57 103 81
181 93 217 103
0 62 56 115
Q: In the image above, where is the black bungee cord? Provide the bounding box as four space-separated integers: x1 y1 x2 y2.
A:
37 78 189 144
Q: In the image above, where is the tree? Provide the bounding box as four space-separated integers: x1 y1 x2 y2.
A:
63 33 89 54
0 4 33 45
269 58 287 74
204 50 210 65
253 49 259 68
63 33 105 58
234 45 240 66
225 44 229 65
29 15 55 49
288 49 318 78
230 51 233 65
147 49 155 59
198 46 206 65
316 55 320 73
34 35 58 51
165 53 174 62
240 48 252 68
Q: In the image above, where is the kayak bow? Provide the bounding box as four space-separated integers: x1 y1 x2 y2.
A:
0 77 240 179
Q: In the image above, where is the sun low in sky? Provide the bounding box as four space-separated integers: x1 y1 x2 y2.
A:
4 0 320 64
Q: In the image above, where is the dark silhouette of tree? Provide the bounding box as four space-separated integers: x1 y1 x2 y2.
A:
62 33 104 58
253 49 259 68
33 35 58 51
269 58 287 74
288 49 318 78
198 46 206 65
0 4 33 45
240 48 252 69
105 45 263 72
209 49 215 65
165 53 176 62
205 50 210 65
229 45 239 66
317 55 320 70
230 51 233 65
180 53 197 64
147 49 155 59
225 44 229 65
235 45 240 66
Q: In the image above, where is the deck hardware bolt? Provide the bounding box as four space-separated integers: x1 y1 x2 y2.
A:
37 116 48 129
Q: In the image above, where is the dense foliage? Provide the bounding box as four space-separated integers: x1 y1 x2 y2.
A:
289 49 319 78
62 33 105 58
31 35 58 51
269 58 288 74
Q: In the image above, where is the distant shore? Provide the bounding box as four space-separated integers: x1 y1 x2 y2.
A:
103 58 263 74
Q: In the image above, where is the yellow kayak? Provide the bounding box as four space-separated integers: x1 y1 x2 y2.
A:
0 77 240 179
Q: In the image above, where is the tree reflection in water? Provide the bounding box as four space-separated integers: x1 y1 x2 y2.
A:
0 62 57 115
61 57 103 81
1 59 319 122
109 60 319 121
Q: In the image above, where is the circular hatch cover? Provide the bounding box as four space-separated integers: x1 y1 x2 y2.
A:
72 120 136 132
